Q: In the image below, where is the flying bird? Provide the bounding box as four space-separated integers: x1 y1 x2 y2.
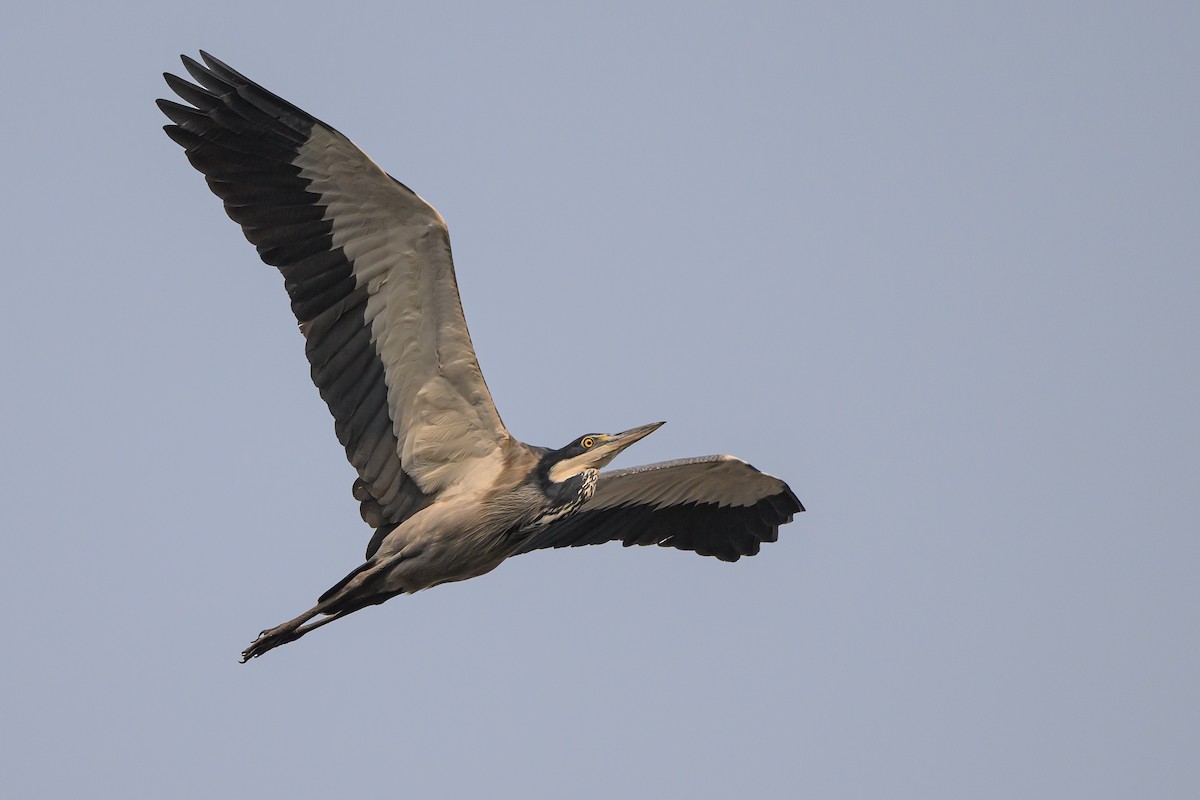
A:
158 52 804 661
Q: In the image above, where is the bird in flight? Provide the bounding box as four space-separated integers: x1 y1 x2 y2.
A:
158 52 804 661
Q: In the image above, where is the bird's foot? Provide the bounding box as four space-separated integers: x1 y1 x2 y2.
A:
240 622 302 663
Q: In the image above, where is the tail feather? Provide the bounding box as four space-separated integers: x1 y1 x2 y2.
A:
317 559 377 605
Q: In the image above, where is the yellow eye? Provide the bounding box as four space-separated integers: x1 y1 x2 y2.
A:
581 436 595 448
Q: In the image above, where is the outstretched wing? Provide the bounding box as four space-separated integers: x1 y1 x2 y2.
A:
515 456 803 562
158 52 511 538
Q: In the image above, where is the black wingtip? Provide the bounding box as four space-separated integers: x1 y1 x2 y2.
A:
783 485 805 514
199 50 234 74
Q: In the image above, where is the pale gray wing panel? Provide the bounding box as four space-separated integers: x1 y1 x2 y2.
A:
160 53 509 534
293 124 511 495
515 456 804 562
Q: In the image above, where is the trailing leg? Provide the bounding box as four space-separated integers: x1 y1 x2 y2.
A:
239 558 404 662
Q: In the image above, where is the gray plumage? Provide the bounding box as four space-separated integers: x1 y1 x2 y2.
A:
158 52 804 661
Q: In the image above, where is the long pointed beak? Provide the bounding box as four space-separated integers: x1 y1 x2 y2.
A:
610 421 665 449
594 421 665 467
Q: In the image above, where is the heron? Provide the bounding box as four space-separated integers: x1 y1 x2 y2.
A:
158 52 804 662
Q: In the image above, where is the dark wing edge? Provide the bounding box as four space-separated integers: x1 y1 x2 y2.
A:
515 456 804 563
157 52 432 545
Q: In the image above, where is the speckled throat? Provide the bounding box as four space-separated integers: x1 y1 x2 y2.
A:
525 468 598 529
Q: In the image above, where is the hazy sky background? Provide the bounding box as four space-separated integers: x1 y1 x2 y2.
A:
3 2 1197 797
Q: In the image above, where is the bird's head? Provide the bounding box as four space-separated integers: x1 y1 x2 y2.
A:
542 421 665 483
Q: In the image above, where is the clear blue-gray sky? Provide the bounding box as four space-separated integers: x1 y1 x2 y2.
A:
3 2 1197 797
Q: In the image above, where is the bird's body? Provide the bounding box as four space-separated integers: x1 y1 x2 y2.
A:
158 53 804 661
